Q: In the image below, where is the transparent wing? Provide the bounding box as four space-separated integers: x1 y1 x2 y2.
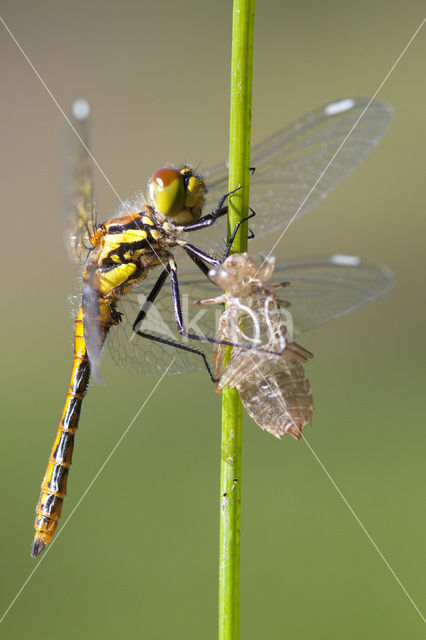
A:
198 98 393 252
61 99 97 263
273 253 394 335
107 253 393 377
107 265 220 377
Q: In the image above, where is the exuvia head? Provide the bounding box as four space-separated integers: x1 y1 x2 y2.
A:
149 166 206 224
256 252 276 283
210 253 277 295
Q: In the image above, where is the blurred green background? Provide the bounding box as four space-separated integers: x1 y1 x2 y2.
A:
0 1 424 638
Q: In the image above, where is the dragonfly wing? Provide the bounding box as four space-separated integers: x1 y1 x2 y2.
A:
79 284 108 384
202 98 393 247
273 254 394 335
61 99 97 264
107 267 221 377
107 253 394 375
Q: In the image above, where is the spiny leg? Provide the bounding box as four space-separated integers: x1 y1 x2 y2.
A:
132 268 169 332
134 329 218 382
221 208 256 261
181 184 242 232
182 209 256 274
167 256 264 351
131 267 217 381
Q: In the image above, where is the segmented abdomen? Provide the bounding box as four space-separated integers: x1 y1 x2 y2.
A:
218 350 313 440
31 305 107 557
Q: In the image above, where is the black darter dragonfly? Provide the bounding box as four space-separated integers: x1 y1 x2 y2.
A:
32 96 393 557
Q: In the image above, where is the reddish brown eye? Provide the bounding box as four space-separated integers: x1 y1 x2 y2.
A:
149 168 185 217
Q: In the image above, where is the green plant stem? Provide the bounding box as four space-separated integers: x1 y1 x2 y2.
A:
218 2 254 639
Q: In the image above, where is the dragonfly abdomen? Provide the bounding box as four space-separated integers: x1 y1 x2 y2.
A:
32 307 92 557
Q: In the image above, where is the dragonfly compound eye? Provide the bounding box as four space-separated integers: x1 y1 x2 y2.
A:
149 168 186 217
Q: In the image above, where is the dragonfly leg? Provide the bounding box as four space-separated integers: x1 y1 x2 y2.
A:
132 268 169 332
167 257 264 352
181 243 220 269
181 184 242 232
131 266 218 381
221 208 256 261
134 329 218 382
131 257 282 382
182 209 256 273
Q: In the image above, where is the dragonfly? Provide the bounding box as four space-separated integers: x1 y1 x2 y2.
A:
32 96 393 557
32 103 246 558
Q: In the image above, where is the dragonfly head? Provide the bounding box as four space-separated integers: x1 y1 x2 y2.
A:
149 166 206 224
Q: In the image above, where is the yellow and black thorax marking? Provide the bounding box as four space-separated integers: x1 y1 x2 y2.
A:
86 211 175 301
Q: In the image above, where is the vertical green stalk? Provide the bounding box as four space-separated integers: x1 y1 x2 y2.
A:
218 2 254 639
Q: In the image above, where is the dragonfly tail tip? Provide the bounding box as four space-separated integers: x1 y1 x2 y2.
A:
31 538 46 558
